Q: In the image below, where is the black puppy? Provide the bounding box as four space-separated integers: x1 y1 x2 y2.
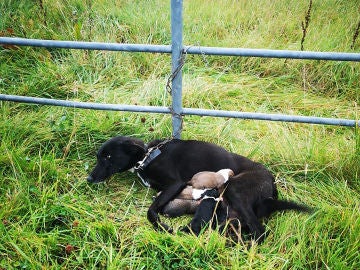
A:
87 136 310 242
180 188 224 235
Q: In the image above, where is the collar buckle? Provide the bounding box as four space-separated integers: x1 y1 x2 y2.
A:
134 147 162 171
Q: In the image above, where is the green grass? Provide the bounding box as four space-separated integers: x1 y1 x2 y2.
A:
1 0 359 269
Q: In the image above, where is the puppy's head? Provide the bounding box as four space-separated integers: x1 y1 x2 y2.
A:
87 136 145 183
201 188 220 199
216 169 234 182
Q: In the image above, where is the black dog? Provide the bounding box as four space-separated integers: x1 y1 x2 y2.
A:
87 136 310 242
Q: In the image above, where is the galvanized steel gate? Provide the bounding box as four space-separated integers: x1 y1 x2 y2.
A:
0 0 359 138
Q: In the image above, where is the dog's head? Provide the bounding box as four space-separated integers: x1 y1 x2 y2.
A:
87 136 145 183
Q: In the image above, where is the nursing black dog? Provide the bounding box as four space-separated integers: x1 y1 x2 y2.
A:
87 136 309 242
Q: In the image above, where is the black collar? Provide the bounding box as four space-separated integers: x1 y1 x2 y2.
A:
133 139 171 187
134 146 162 172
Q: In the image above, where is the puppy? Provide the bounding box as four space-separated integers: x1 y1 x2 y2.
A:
160 186 200 217
180 188 223 235
188 169 234 199
161 198 200 217
188 169 234 189
160 169 234 217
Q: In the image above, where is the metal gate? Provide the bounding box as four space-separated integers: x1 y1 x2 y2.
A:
0 0 359 138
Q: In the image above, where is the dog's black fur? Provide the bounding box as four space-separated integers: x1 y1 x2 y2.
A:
87 136 310 242
180 188 223 235
180 173 310 241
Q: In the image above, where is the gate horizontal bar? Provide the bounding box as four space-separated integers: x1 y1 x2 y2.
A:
0 37 171 53
1 37 360 61
1 94 358 127
184 46 360 62
0 94 170 113
182 108 358 127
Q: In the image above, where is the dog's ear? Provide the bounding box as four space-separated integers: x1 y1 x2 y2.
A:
124 138 145 150
122 139 146 156
130 139 146 149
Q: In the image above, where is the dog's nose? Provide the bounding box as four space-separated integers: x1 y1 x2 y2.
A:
86 175 94 182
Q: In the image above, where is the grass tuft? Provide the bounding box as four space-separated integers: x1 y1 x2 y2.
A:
1 0 359 269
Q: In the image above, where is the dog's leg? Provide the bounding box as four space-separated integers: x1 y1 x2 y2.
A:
147 181 187 232
181 199 217 235
230 204 266 243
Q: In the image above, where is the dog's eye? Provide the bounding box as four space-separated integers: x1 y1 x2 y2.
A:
102 155 111 161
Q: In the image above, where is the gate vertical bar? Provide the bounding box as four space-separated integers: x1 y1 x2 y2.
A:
170 0 183 138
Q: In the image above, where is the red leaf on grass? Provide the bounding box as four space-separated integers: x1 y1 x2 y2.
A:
0 28 19 50
65 244 74 254
72 220 79 227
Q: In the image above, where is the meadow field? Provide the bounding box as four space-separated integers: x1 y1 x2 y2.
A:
0 0 359 269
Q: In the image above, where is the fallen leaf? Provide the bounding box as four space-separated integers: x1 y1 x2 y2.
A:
72 220 79 227
65 244 74 254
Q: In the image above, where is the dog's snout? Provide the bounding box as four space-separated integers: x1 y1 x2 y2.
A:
86 175 94 183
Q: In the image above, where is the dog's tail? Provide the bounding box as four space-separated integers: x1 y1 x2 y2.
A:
255 198 312 219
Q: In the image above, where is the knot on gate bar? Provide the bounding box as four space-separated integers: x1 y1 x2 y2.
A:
169 106 184 139
166 47 188 95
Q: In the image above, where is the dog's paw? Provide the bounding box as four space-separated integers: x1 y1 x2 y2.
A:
179 225 189 233
158 222 173 234
179 225 193 234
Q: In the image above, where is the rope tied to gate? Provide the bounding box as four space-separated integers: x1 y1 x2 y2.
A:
166 47 188 95
166 47 190 138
